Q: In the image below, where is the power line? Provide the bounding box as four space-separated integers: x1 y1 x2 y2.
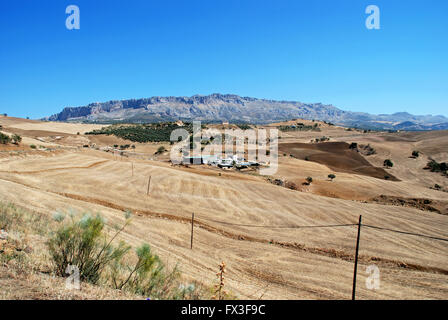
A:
362 224 448 242
197 217 448 242
198 217 357 229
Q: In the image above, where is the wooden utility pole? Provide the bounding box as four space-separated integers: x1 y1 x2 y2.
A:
352 215 362 300
146 176 151 195
190 212 195 249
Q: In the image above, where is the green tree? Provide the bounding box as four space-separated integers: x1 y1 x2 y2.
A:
0 132 11 144
383 159 394 168
328 174 336 181
155 146 167 154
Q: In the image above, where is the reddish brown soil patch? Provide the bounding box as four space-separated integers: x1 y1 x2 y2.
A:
279 142 399 181
2 127 73 138
370 195 448 215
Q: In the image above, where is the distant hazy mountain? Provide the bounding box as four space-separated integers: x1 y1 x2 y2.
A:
46 94 448 131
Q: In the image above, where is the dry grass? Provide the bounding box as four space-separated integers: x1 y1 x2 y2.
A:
0 116 447 299
0 202 209 300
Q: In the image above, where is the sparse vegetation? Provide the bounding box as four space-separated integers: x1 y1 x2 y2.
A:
2 115 448 300
349 142 358 150
0 132 11 144
1 203 209 300
359 144 376 156
0 131 20 145
47 211 208 299
424 159 447 174
48 213 131 284
236 124 252 130
11 134 22 145
328 174 336 181
314 136 330 143
155 146 167 154
384 159 394 168
278 123 320 132
30 144 37 149
411 150 420 158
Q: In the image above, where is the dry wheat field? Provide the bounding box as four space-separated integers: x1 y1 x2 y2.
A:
0 116 447 300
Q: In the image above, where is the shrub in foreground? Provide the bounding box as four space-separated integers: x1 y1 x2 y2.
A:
48 214 130 284
48 212 206 299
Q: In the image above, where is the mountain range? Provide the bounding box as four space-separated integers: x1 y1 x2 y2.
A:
46 94 448 131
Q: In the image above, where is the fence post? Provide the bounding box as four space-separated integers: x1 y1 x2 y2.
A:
190 212 195 249
147 176 151 196
352 215 362 300
131 162 134 177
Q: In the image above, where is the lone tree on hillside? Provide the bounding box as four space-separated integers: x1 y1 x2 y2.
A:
384 159 394 168
155 146 167 155
328 174 336 181
411 150 420 158
349 142 358 150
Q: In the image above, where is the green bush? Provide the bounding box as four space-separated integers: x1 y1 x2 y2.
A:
349 142 358 150
11 134 22 144
155 146 167 154
48 214 130 284
328 174 336 181
425 159 447 173
411 150 420 158
109 244 197 299
0 132 11 144
47 212 206 299
383 159 394 168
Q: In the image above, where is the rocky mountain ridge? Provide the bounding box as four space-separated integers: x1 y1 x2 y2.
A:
46 94 448 130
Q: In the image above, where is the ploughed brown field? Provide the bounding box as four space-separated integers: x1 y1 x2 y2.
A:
279 141 399 181
0 116 447 299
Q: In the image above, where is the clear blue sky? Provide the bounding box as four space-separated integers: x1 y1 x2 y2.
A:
1 0 447 119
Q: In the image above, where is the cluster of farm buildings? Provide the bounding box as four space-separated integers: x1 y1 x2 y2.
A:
182 154 260 169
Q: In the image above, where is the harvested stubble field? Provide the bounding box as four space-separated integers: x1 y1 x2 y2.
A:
0 116 447 299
